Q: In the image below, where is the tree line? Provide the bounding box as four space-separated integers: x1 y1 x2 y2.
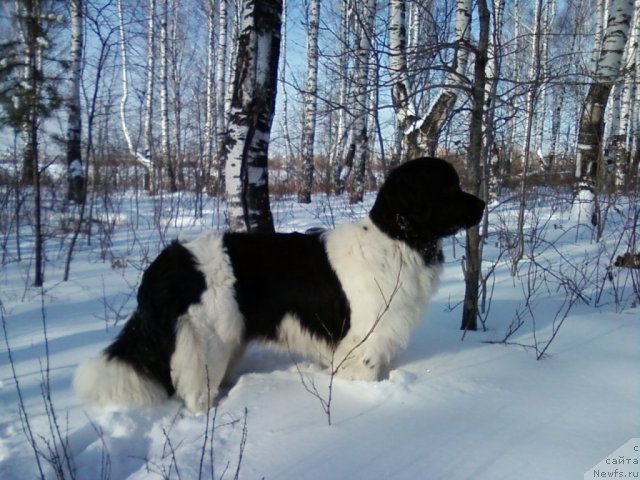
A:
1 0 638 327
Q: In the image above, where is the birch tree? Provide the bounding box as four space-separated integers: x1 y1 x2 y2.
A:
224 0 282 233
297 0 319 204
511 0 548 274
421 0 471 154
484 0 504 204
215 0 228 191
66 0 84 203
609 0 639 190
159 0 177 192
632 0 640 181
573 0 633 225
329 0 355 193
116 0 151 177
348 0 376 204
389 0 471 159
142 0 156 191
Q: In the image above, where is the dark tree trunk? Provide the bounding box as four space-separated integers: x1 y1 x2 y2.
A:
461 0 489 331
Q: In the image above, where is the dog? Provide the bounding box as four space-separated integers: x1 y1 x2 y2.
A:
73 157 485 414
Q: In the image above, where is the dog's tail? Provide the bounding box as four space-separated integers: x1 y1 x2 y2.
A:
73 355 168 409
73 311 172 409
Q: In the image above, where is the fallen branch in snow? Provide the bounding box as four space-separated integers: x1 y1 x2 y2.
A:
613 252 640 269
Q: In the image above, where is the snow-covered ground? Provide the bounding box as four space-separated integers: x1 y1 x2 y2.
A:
0 189 638 480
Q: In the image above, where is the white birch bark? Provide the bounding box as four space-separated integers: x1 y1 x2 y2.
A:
389 0 471 158
389 0 415 145
203 0 216 191
512 0 547 274
215 0 228 189
485 0 505 203
348 0 376 204
66 0 84 203
278 0 295 169
612 0 640 189
534 0 555 170
159 0 176 191
592 0 608 72
632 0 640 182
572 0 634 225
329 0 353 191
142 0 156 191
116 0 150 171
172 3 184 188
419 0 471 155
297 0 320 203
224 0 281 232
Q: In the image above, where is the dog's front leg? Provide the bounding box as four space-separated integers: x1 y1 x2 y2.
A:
171 315 232 414
332 337 386 382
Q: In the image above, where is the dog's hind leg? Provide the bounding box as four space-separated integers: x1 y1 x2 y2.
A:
170 314 233 414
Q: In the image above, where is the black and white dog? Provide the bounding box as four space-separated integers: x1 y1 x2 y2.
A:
74 157 485 414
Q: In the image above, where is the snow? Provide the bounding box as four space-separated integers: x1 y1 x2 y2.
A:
0 190 638 480
570 188 596 225
68 159 83 179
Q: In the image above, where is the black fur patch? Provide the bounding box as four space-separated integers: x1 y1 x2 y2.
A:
105 241 207 395
223 231 351 346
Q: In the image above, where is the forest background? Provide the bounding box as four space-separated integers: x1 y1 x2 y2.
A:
1 0 639 330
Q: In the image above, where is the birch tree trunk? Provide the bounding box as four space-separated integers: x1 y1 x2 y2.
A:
461 0 489 332
419 0 471 156
573 0 633 225
66 0 84 204
297 0 319 203
632 0 640 182
224 0 282 233
348 0 376 204
329 0 353 192
611 0 639 190
215 0 228 192
533 0 555 171
278 0 296 173
389 0 471 159
142 0 156 192
116 0 152 175
484 0 504 204
512 0 546 275
170 3 184 189
592 0 608 72
159 0 177 192
203 0 216 196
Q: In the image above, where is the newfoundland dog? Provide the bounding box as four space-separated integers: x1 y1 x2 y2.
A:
74 157 485 413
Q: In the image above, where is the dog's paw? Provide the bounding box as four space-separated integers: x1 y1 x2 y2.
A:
183 389 216 416
335 355 381 381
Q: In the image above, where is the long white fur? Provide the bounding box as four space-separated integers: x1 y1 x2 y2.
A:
323 218 440 380
170 232 245 414
73 355 167 409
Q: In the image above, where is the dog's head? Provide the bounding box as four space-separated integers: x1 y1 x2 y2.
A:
369 157 485 251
